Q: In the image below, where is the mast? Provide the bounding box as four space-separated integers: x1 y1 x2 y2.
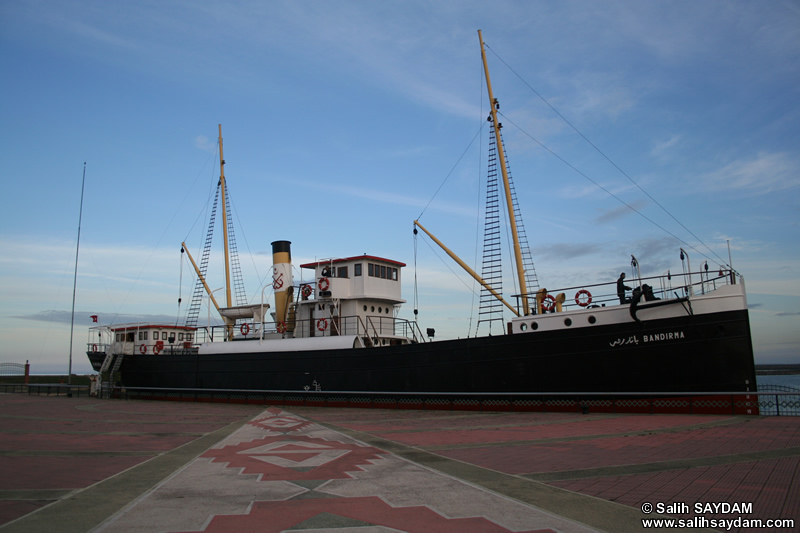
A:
478 30 530 315
218 124 233 310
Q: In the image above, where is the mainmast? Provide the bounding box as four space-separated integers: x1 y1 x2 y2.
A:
478 30 530 316
218 124 233 310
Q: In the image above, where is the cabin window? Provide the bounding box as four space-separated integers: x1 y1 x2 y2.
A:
354 263 362 276
368 263 374 276
139 331 148 341
392 268 398 280
161 332 167 340
186 333 193 341
380 265 386 278
337 266 348 278
179 333 184 341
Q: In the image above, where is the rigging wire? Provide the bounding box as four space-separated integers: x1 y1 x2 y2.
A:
485 43 729 267
498 111 714 264
469 62 486 337
416 122 487 221
175 246 184 326
226 192 264 304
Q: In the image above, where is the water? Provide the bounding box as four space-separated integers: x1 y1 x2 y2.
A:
756 374 800 390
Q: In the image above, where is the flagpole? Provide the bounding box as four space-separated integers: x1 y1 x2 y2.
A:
68 162 87 393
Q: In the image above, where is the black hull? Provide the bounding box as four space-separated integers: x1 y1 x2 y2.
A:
119 309 756 394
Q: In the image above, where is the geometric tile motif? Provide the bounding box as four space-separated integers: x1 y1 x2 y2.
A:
237 440 350 469
249 416 310 432
202 435 384 482
173 495 556 533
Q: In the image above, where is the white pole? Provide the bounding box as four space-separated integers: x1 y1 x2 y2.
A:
68 163 87 390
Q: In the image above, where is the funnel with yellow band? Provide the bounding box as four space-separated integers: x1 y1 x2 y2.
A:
271 241 294 329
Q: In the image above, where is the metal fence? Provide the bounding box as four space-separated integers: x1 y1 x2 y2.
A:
108 388 799 416
2 384 796 415
0 362 26 376
757 385 800 416
0 383 91 397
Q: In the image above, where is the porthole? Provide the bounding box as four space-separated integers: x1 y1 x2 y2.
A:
363 305 367 312
378 307 382 313
564 318 572 326
371 306 375 312
588 315 597 324
520 323 528 331
531 322 539 330
385 308 390 314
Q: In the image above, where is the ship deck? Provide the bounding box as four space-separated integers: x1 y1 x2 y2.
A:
1 394 797 532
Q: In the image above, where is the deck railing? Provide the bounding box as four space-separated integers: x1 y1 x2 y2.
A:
512 269 738 314
197 315 425 345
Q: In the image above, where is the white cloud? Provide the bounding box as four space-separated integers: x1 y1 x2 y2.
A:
699 152 800 194
650 135 682 159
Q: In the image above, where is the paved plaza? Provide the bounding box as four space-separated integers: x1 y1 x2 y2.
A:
0 394 797 532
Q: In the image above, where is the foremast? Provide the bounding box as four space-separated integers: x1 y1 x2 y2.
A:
218 124 233 311
478 29 530 316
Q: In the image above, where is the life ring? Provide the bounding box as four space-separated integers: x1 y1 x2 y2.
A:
316 318 328 331
276 321 287 333
318 277 329 291
301 285 312 298
92 344 98 352
575 289 593 307
139 344 147 354
541 294 556 312
153 341 163 355
240 323 250 336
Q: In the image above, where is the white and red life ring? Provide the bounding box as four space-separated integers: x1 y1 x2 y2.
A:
316 318 328 331
302 285 312 298
318 277 330 291
139 344 147 354
240 323 250 336
153 341 164 355
575 289 592 307
276 321 287 333
92 344 98 352
541 294 556 312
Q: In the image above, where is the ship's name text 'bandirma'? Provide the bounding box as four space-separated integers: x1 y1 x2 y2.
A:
610 331 685 348
643 331 685 343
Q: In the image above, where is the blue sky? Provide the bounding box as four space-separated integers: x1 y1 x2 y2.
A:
1 0 798 374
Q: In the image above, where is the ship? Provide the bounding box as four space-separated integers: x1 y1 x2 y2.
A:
86 31 757 402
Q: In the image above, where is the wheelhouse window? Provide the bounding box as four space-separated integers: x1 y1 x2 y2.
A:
337 266 348 278
354 263 362 276
367 263 398 280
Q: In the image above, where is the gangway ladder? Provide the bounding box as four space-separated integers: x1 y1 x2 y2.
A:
98 353 124 398
476 124 505 335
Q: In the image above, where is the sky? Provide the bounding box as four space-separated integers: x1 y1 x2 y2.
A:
1 0 798 374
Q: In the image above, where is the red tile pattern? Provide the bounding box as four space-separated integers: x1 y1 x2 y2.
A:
176 496 555 533
293 407 800 529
